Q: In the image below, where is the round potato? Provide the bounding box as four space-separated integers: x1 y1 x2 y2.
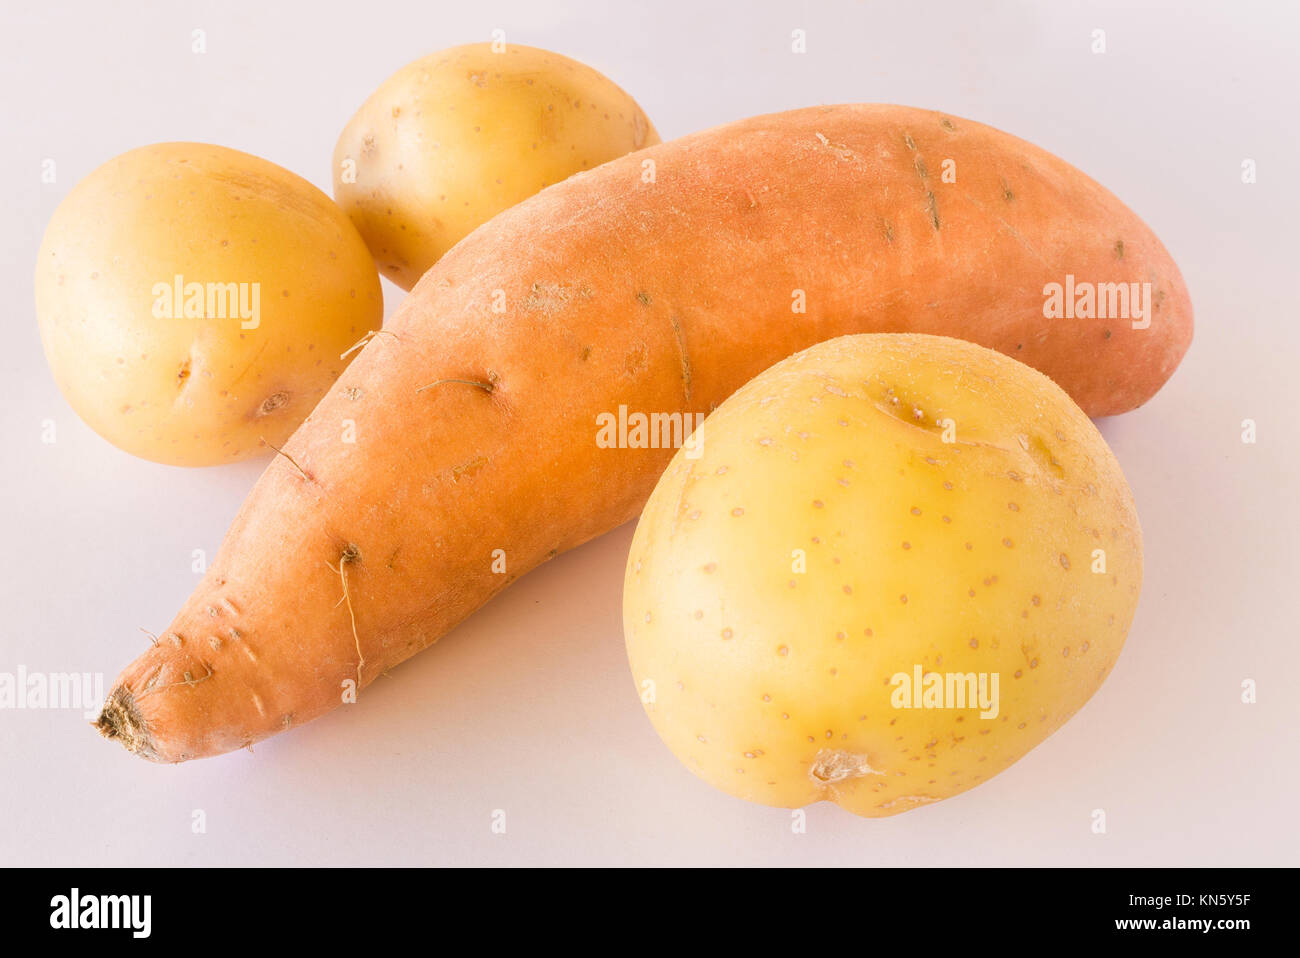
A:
624 333 1143 817
333 42 660 289
35 143 382 466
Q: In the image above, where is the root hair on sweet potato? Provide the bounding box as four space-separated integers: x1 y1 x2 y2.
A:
340 328 397 361
260 436 313 481
328 544 365 686
415 377 495 394
135 663 214 700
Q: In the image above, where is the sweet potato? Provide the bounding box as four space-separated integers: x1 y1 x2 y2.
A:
96 104 1192 761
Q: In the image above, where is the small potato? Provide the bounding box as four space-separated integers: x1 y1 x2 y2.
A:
624 334 1143 817
35 143 382 466
333 42 659 289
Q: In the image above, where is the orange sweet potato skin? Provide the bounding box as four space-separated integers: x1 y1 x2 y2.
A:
98 104 1191 761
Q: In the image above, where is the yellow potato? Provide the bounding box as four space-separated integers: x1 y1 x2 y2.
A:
624 333 1142 817
333 42 659 289
35 143 382 466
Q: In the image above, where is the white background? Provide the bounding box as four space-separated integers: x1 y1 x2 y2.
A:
2 0 1297 866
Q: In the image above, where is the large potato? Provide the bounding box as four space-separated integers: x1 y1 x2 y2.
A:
333 42 659 289
624 334 1143 817
35 143 382 466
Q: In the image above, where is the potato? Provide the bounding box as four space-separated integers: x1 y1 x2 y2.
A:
624 333 1143 817
332 42 659 289
35 143 382 466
